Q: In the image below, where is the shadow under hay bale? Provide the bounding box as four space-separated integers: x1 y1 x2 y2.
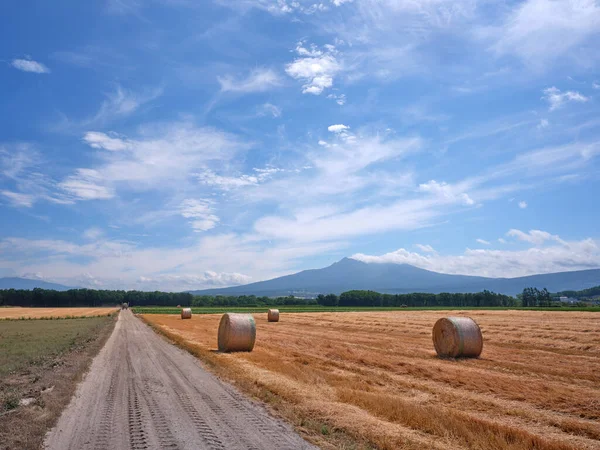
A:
432 317 483 358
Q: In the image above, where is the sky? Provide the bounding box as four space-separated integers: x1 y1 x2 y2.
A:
1 0 599 291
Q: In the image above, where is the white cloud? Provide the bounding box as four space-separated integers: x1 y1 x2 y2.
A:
418 180 475 206
286 42 342 95
542 87 589 111
95 85 162 122
257 103 282 117
55 85 163 131
506 228 565 246
83 132 131 151
136 272 252 290
83 227 104 240
197 166 282 191
498 238 507 244
1 190 35 207
327 93 346 105
352 231 599 277
218 68 283 93
58 169 115 200
415 244 436 253
328 124 350 133
518 201 528 209
11 58 50 74
537 119 549 129
492 0 600 68
476 238 490 245
593 82 600 90
332 0 352 5
179 199 219 232
61 122 247 201
218 0 329 15
0 145 74 207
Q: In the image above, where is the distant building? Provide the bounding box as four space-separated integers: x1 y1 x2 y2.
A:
559 296 577 303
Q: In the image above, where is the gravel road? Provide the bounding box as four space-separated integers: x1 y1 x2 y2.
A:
44 310 317 450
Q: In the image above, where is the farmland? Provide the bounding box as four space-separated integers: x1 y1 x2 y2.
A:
0 315 116 450
0 307 117 320
133 305 600 314
142 310 600 450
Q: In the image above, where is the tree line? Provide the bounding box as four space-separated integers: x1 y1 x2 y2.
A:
0 288 318 308
318 289 517 307
2 286 592 308
555 285 600 300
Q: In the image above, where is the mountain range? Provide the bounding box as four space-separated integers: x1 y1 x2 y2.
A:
0 277 73 291
2 258 599 296
190 258 600 297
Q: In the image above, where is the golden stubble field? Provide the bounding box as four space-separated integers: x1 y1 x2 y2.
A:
0 307 117 319
143 311 600 450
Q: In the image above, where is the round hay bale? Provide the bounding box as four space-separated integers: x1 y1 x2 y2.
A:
181 308 192 319
267 309 279 322
218 313 256 352
432 317 483 358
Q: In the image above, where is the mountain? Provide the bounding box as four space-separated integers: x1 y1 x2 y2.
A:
190 258 600 297
0 277 73 291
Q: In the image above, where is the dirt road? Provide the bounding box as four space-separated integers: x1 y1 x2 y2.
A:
44 310 316 450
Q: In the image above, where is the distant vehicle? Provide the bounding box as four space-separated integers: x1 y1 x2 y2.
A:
121 303 129 310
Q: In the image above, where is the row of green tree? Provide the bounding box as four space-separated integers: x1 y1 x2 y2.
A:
0 288 318 308
1 287 582 308
317 289 517 307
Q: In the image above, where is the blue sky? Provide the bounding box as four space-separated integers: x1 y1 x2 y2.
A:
1 0 599 291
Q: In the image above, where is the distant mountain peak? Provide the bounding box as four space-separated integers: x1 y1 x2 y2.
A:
190 256 600 297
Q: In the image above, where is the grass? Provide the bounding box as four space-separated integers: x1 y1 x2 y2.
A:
142 310 600 450
133 305 600 314
0 315 116 450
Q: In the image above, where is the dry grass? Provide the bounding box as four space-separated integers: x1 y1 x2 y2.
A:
0 307 117 320
143 310 600 450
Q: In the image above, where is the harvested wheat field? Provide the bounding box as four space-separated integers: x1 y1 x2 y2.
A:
0 307 117 319
143 310 600 450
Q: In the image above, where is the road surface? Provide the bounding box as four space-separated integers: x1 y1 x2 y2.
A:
45 310 317 450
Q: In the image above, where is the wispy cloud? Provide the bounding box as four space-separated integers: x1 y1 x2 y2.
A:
58 169 115 201
415 244 436 253
507 228 565 246
179 199 219 232
218 67 283 93
476 238 490 245
59 121 248 202
542 87 589 111
418 180 475 206
491 0 600 69
518 201 528 209
83 227 104 240
257 103 282 118
11 58 50 74
83 132 131 151
1 190 35 207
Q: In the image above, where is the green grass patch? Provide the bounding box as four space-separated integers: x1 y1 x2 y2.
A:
0 316 114 377
132 305 600 314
